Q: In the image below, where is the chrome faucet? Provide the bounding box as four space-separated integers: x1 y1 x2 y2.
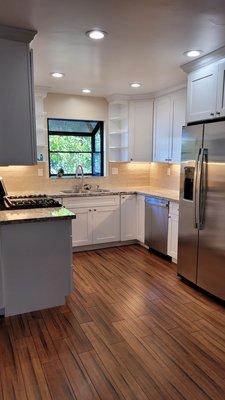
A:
75 164 84 191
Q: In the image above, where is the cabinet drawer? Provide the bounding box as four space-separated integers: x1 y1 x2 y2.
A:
63 195 120 209
169 202 179 216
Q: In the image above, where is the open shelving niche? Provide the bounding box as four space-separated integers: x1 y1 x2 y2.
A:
108 100 129 162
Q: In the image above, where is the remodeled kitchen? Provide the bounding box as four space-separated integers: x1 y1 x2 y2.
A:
0 2 225 399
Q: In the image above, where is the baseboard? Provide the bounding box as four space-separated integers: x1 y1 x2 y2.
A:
73 240 139 252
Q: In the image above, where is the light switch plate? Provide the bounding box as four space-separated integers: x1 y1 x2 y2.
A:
112 167 118 175
167 167 171 176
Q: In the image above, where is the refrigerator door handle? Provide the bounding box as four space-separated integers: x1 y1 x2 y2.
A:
199 148 208 230
194 148 203 229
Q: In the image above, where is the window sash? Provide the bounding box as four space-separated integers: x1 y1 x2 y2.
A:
48 118 104 177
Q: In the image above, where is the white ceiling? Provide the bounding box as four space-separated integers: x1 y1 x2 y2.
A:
1 0 225 97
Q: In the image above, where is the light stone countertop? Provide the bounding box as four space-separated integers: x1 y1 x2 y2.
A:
46 186 180 202
3 186 179 225
0 207 76 225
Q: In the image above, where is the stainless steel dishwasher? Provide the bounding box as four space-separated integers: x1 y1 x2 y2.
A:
145 196 169 255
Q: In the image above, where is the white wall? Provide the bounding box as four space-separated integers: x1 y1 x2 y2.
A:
44 93 108 121
44 92 108 174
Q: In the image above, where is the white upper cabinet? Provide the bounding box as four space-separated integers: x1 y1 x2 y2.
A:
129 100 153 162
216 60 225 117
171 90 186 163
0 26 37 165
153 95 171 163
153 89 186 164
186 64 218 123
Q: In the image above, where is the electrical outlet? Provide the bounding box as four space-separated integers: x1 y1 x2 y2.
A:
167 167 171 176
38 168 44 177
112 167 118 175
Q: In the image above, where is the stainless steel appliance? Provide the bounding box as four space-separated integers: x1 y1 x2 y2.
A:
0 180 62 209
178 120 225 300
145 196 169 255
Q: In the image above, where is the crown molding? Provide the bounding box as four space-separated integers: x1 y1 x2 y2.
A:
152 83 186 98
106 83 186 103
106 92 155 103
181 45 225 74
0 24 37 43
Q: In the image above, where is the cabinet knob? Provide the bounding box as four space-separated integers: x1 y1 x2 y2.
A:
89 209 92 212
210 113 214 116
94 209 96 211
216 111 221 115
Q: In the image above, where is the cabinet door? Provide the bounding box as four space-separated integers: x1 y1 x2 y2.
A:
167 202 179 261
129 100 153 161
92 206 120 244
0 39 37 165
70 207 92 246
137 195 145 243
153 96 171 162
186 64 218 123
121 195 137 241
170 90 186 163
216 60 225 117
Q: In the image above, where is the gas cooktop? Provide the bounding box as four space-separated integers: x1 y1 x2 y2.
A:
3 194 62 210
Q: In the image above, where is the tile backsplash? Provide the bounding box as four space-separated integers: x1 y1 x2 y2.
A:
0 161 180 194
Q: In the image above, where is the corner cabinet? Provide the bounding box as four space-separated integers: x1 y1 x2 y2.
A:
108 98 153 163
153 89 186 163
129 100 153 162
0 26 37 165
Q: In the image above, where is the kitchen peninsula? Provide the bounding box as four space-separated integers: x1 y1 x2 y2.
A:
0 206 75 316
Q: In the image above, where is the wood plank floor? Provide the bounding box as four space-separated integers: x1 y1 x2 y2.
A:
0 244 225 400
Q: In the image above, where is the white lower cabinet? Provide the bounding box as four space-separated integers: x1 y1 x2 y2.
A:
71 208 92 246
137 195 145 243
167 202 179 262
121 194 137 241
92 206 120 244
63 196 120 247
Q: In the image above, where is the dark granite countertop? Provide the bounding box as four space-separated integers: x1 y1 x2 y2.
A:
0 207 76 225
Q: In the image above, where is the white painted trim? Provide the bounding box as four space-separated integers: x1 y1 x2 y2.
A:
181 45 225 74
106 84 187 103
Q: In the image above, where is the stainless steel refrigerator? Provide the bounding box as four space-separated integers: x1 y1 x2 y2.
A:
178 120 225 300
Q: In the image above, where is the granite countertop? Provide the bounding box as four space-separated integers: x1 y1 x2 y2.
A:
47 186 179 202
0 207 76 225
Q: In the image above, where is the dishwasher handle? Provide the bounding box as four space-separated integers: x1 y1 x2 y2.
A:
145 197 169 208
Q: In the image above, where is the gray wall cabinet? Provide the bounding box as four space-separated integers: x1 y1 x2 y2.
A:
0 25 37 165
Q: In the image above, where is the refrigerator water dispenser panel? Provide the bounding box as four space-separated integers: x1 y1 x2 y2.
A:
183 167 194 201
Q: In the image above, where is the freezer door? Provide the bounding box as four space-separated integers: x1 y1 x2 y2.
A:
197 121 225 300
177 124 203 282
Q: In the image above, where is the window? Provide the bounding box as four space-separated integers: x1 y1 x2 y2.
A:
48 118 104 177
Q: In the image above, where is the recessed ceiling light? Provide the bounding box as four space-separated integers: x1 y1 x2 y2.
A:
50 72 64 78
82 88 91 94
86 29 106 40
184 50 203 58
130 82 142 88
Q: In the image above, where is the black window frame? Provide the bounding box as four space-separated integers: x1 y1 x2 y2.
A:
47 118 104 177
